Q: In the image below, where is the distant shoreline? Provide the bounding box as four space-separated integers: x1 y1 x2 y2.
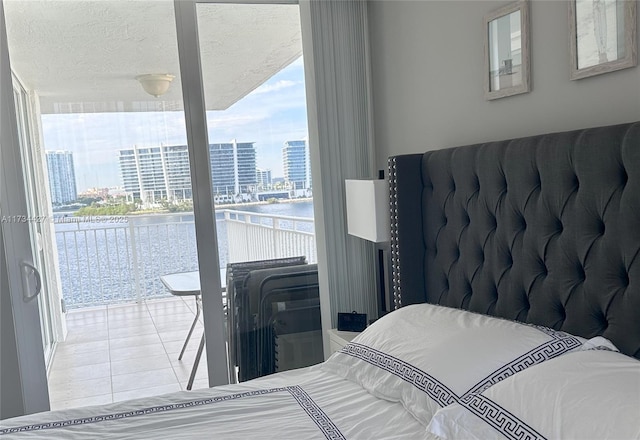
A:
219 197 313 209
53 197 313 217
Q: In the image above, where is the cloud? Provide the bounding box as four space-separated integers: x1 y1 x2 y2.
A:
250 80 297 95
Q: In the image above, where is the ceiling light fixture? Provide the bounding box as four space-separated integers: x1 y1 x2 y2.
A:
135 74 175 98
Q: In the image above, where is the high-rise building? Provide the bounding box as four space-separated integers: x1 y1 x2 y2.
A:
256 168 272 187
46 150 78 205
209 140 257 196
282 140 311 190
119 146 192 202
118 141 256 202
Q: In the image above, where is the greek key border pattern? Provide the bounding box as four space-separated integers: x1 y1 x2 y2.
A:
1 386 344 439
341 343 457 407
461 334 582 398
526 324 574 341
287 386 345 440
460 394 546 440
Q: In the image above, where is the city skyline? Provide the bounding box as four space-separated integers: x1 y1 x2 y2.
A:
41 57 308 192
118 140 310 204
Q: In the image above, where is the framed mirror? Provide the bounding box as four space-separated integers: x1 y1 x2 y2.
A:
569 0 637 80
484 1 531 100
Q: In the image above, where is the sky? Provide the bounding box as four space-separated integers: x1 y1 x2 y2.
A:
41 57 309 192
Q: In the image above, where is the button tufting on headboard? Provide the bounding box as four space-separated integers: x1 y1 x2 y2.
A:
389 122 640 359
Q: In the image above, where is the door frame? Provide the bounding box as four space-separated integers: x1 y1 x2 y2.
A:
173 0 300 386
173 0 229 386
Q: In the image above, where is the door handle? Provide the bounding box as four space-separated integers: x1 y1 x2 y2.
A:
20 261 42 303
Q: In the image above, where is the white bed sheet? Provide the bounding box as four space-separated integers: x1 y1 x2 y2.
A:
0 366 439 440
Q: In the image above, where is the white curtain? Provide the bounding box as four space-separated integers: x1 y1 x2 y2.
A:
300 0 378 340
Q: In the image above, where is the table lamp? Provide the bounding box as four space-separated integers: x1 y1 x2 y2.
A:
345 178 390 316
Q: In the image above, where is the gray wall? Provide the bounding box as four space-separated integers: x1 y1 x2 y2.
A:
368 0 640 170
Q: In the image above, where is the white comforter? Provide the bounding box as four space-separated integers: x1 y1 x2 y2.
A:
0 367 436 439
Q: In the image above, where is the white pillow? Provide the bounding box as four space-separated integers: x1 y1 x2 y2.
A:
427 350 640 440
580 336 619 352
321 303 583 425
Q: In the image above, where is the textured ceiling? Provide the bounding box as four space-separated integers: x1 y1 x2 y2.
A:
4 0 302 114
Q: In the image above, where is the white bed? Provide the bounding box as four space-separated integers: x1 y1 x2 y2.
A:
0 365 435 439
3 302 638 440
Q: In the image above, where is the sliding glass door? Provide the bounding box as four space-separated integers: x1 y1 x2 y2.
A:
2 0 318 414
1 0 49 416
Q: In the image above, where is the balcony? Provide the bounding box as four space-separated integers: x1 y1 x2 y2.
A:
48 208 316 409
55 209 316 309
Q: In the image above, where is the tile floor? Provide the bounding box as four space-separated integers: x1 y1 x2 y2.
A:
48 296 210 410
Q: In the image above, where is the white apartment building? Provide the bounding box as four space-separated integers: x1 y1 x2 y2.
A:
119 141 256 203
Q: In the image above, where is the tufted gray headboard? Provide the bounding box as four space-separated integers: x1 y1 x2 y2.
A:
388 121 640 359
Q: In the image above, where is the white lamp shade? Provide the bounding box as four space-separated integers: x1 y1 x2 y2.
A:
345 179 390 243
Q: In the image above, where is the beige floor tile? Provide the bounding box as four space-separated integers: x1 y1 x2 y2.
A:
107 314 154 325
50 394 113 411
48 376 112 402
55 340 109 357
152 321 198 334
159 329 202 344
170 348 208 384
107 309 150 321
182 299 200 314
108 333 162 349
108 302 147 312
49 361 111 384
112 384 182 403
52 349 110 369
107 316 154 328
65 307 107 322
162 338 200 357
152 320 200 334
65 327 110 344
66 315 108 328
107 305 152 315
111 368 178 393
170 347 206 366
108 324 158 339
150 311 198 323
66 321 109 332
145 297 182 304
148 310 193 320
110 354 173 376
146 303 193 316
110 343 167 362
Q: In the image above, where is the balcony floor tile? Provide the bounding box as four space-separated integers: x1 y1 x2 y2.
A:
48 297 209 411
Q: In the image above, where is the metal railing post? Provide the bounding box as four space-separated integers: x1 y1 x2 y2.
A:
273 218 280 259
128 219 142 303
244 212 252 261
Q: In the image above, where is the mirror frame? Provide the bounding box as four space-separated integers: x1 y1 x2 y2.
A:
569 0 637 80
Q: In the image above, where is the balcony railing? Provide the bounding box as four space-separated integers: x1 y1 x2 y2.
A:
55 210 316 309
224 210 316 264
